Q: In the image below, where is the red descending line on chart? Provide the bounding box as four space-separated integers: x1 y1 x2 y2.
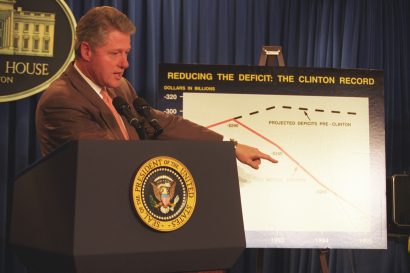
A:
206 117 367 215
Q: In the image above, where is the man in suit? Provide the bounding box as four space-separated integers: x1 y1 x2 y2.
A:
36 5 277 273
36 5 277 169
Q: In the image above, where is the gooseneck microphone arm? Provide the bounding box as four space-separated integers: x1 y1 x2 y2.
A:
133 97 163 139
112 96 146 140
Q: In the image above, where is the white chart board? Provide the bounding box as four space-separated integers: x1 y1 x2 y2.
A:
184 93 385 248
158 64 386 249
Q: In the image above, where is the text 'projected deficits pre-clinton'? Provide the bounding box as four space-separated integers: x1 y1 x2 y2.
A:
183 93 374 247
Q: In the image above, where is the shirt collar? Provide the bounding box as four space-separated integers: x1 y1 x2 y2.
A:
73 62 104 99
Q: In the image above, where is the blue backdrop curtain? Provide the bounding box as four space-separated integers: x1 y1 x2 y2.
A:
1 0 410 272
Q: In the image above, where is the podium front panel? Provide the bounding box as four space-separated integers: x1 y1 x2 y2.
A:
10 140 245 273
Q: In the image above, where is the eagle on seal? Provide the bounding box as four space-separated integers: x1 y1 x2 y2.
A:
151 175 179 213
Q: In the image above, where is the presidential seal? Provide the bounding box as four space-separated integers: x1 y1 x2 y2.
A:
131 156 196 232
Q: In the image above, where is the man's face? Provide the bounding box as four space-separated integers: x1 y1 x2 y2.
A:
83 30 131 88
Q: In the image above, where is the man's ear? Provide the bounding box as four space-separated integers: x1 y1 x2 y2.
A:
80 42 92 61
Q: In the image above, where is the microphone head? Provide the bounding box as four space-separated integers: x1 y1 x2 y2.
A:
112 96 130 114
133 97 149 115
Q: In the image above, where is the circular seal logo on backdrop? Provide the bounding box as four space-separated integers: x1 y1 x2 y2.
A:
131 156 197 232
0 0 76 102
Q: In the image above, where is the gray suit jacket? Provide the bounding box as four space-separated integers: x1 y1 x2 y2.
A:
36 62 222 156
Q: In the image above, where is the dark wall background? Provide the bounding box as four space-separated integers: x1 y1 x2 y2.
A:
1 0 410 272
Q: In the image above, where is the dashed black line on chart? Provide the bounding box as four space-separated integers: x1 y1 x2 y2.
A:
236 105 357 118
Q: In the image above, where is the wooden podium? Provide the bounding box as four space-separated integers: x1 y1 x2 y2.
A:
9 140 245 273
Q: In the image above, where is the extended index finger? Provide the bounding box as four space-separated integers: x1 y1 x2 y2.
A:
258 151 278 163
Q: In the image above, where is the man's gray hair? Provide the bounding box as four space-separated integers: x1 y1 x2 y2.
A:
74 6 136 58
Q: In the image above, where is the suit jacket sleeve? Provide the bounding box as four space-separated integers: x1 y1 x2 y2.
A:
154 109 223 141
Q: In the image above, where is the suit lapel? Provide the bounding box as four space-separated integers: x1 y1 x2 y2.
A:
65 63 126 140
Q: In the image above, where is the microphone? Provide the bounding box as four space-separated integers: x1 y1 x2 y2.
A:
112 96 146 140
133 97 163 139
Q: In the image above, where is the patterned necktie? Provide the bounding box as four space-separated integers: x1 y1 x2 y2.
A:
100 89 129 140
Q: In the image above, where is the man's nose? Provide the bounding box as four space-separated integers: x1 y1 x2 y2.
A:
119 53 129 68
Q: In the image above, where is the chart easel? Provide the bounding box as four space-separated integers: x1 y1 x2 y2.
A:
258 45 285 66
255 45 330 273
256 44 285 273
